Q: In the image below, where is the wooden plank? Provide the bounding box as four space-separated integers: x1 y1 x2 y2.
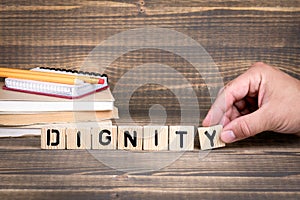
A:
0 0 299 122
1 133 300 199
91 126 117 149
1 0 300 197
143 126 168 151
41 127 66 149
0 190 299 200
66 128 91 149
169 126 195 151
117 126 143 150
198 125 226 150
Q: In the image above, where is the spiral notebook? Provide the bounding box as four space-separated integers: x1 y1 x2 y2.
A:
3 67 108 99
0 82 114 112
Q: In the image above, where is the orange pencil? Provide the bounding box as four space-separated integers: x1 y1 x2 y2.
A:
0 67 104 85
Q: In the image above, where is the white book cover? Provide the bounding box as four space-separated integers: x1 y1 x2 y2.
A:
0 82 114 112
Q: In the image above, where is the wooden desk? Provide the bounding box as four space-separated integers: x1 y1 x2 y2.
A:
0 0 299 199
0 133 299 199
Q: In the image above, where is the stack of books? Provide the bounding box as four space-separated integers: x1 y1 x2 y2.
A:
0 67 118 137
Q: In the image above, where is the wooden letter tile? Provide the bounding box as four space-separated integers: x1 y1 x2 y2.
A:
41 127 66 149
169 126 194 151
198 125 225 150
143 126 168 151
118 126 143 150
66 128 91 149
91 126 117 149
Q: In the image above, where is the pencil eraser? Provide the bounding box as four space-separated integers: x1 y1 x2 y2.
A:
98 78 105 84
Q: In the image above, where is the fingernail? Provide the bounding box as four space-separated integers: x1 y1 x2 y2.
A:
221 130 236 143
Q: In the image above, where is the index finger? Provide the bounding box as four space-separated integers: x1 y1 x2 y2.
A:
202 64 263 126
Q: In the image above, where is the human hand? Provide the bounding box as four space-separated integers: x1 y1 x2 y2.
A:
202 62 300 143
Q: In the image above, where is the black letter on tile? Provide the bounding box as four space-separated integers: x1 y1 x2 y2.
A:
176 131 187 148
124 131 137 147
77 131 81 147
99 129 111 146
155 130 158 146
47 129 60 146
204 130 216 147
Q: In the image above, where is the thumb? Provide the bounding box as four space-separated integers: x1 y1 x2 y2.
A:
221 108 270 143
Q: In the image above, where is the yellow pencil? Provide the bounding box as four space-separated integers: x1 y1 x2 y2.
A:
0 67 104 85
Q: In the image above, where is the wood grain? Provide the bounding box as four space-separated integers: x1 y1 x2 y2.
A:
0 0 299 198
0 133 299 199
1 0 299 127
143 126 169 151
198 125 226 150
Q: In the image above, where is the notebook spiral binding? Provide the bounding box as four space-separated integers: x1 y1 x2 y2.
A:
37 67 108 79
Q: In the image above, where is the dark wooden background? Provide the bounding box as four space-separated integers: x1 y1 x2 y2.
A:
0 0 299 199
1 0 299 125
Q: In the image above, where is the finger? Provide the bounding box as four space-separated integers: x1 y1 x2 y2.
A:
240 108 251 115
219 105 241 126
217 86 225 96
203 66 262 126
230 105 243 120
220 107 270 143
234 99 246 111
202 90 226 126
